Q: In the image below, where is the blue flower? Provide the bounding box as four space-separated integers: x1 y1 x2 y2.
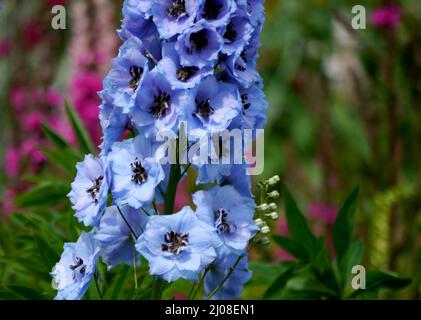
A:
198 0 236 28
108 136 165 209
68 155 109 227
95 205 149 270
204 253 252 300
136 206 217 282
175 20 222 68
181 76 241 132
220 14 253 55
132 70 189 137
219 164 253 198
193 185 258 255
238 0 265 28
98 91 133 155
51 232 100 300
103 36 150 114
152 0 202 39
157 43 214 90
225 45 260 88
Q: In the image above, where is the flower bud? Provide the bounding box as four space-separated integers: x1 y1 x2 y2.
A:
266 212 279 220
260 226 270 234
254 218 265 227
268 175 280 186
268 203 277 210
256 237 271 246
257 203 269 211
267 190 279 198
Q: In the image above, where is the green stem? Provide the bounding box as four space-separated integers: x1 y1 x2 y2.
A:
152 278 165 300
164 163 181 214
117 206 139 239
191 266 210 300
205 255 244 300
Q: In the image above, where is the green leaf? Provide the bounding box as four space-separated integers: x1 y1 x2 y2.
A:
41 147 79 174
14 182 69 208
337 240 364 294
65 101 96 155
272 236 309 261
333 187 359 263
34 235 60 271
106 266 131 300
41 122 69 149
4 285 46 300
283 187 317 257
263 263 295 299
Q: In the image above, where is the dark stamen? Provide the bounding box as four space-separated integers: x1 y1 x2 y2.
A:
176 66 199 82
196 98 215 118
167 0 187 18
86 176 104 204
70 257 84 270
202 0 223 20
224 22 237 43
188 30 208 54
129 66 143 91
215 208 232 234
241 93 251 112
131 158 148 184
162 231 189 254
150 92 171 118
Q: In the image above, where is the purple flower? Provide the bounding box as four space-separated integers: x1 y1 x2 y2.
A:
237 0 265 28
157 43 214 90
233 84 269 129
175 20 222 68
225 45 260 88
68 155 109 227
152 0 202 39
371 4 401 29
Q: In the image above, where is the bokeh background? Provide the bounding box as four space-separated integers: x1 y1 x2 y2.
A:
1 0 421 299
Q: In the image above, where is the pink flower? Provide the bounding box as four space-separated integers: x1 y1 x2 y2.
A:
308 202 338 225
4 147 21 177
23 112 43 132
3 188 17 215
24 21 43 48
372 4 401 29
45 88 63 107
0 38 12 57
10 88 27 111
47 0 67 7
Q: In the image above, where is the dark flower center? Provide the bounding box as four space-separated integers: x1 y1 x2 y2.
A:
86 176 104 204
241 93 251 113
176 66 199 82
162 231 189 254
131 158 148 184
129 66 143 91
202 0 223 20
70 256 86 280
150 92 171 118
236 63 246 72
196 98 215 118
167 0 187 18
223 22 237 43
188 30 208 54
215 208 232 234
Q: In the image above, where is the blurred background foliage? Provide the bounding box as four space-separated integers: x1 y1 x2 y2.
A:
0 0 420 299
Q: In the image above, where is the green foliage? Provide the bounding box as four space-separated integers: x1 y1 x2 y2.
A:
259 189 411 300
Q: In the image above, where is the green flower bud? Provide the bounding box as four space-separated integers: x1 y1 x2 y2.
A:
260 226 270 234
267 190 279 198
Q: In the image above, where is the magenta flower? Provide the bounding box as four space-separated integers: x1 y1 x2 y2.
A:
371 4 401 29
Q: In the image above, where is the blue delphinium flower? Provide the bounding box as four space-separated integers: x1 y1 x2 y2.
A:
198 0 237 28
95 205 149 269
51 232 100 300
103 36 150 114
193 185 258 256
225 45 260 88
68 155 109 227
204 253 252 300
132 70 189 137
181 76 241 132
108 136 165 209
220 14 253 55
136 206 217 282
157 43 214 90
152 0 202 39
175 20 222 68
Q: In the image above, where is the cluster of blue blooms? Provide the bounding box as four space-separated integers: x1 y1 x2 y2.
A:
52 0 268 300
